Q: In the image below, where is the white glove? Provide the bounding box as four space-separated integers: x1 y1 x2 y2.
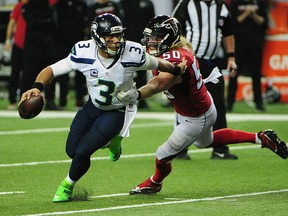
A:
116 83 139 103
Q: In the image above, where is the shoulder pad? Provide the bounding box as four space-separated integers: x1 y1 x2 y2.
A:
121 41 146 68
70 40 95 65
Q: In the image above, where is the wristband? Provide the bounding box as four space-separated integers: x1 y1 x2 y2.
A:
137 90 141 100
32 82 44 92
226 52 235 58
173 65 181 76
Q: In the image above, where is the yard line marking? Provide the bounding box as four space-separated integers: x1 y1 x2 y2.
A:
23 189 288 216
0 191 25 195
1 113 288 135
0 128 69 135
89 193 129 199
0 145 259 168
0 122 173 135
1 110 288 121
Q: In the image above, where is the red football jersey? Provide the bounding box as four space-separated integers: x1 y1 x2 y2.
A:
154 47 212 117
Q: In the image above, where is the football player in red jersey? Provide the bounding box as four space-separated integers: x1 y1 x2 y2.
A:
117 15 288 195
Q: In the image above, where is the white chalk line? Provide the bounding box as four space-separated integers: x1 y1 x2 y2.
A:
0 145 258 168
22 189 288 216
0 191 25 195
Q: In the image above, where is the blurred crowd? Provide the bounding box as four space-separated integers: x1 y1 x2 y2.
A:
0 0 283 111
0 0 158 110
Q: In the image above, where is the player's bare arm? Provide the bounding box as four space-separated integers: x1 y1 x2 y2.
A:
139 73 182 100
20 66 55 102
156 57 187 76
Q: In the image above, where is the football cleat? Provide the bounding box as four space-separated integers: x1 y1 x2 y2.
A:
258 129 288 159
52 179 74 202
108 135 123 161
130 177 162 195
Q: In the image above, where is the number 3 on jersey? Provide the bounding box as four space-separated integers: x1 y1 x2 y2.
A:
94 79 115 106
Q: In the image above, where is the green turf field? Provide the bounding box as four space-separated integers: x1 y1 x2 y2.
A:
0 111 288 216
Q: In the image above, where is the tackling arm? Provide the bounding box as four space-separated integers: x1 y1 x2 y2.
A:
116 72 182 102
138 73 181 100
156 57 187 76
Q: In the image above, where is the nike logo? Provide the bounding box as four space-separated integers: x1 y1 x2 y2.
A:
185 120 193 123
267 138 278 152
213 152 225 158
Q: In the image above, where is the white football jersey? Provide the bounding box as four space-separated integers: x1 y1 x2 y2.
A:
51 39 158 110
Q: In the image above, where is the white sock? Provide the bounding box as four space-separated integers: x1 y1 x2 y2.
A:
255 133 262 145
66 174 77 185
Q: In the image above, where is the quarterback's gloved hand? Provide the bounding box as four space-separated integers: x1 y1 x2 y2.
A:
116 83 139 103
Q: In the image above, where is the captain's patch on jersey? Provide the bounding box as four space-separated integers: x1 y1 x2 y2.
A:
90 69 98 77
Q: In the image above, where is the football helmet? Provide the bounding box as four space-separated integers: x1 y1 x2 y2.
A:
142 15 182 56
91 13 126 57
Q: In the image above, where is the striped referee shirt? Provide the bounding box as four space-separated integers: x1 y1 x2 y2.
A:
172 0 233 60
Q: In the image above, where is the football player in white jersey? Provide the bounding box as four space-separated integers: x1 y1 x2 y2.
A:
19 13 186 202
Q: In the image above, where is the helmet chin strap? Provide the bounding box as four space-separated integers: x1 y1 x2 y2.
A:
106 48 117 56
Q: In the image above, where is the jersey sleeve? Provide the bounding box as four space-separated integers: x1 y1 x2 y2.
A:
137 53 158 71
69 40 96 71
50 56 73 77
121 41 158 70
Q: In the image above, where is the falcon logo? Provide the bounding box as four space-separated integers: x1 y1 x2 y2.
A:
158 18 178 36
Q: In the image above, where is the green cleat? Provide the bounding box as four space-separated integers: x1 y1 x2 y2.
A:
108 135 123 161
52 179 74 202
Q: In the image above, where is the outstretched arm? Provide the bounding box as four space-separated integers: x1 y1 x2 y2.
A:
20 66 55 102
138 73 181 100
116 72 182 102
156 57 187 76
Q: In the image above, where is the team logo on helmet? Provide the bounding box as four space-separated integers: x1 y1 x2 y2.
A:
157 18 179 36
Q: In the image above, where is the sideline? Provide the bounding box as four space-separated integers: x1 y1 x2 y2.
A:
23 189 288 216
1 110 288 121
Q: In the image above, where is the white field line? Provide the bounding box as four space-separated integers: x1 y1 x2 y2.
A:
1 113 288 136
0 191 25 195
0 122 173 135
23 189 288 216
0 145 259 168
1 110 288 121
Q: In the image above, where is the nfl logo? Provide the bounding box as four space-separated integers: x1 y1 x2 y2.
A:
90 70 98 77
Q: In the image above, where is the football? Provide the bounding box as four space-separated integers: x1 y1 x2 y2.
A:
18 94 44 119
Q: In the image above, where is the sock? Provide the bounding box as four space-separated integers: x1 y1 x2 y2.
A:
66 174 77 185
255 133 262 144
151 158 172 183
210 128 257 147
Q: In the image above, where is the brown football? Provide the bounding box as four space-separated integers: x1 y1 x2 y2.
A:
18 94 44 119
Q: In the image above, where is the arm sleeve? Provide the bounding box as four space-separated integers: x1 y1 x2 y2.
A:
50 56 73 77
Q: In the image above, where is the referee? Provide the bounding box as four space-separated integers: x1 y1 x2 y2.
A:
172 0 238 159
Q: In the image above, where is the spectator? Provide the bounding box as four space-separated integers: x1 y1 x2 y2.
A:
5 0 28 110
226 0 268 112
88 0 124 24
21 0 58 110
120 0 155 109
172 0 238 160
116 15 288 194
54 0 89 109
19 13 186 202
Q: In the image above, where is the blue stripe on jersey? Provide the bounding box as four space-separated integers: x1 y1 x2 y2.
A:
70 55 95 64
121 61 145 68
